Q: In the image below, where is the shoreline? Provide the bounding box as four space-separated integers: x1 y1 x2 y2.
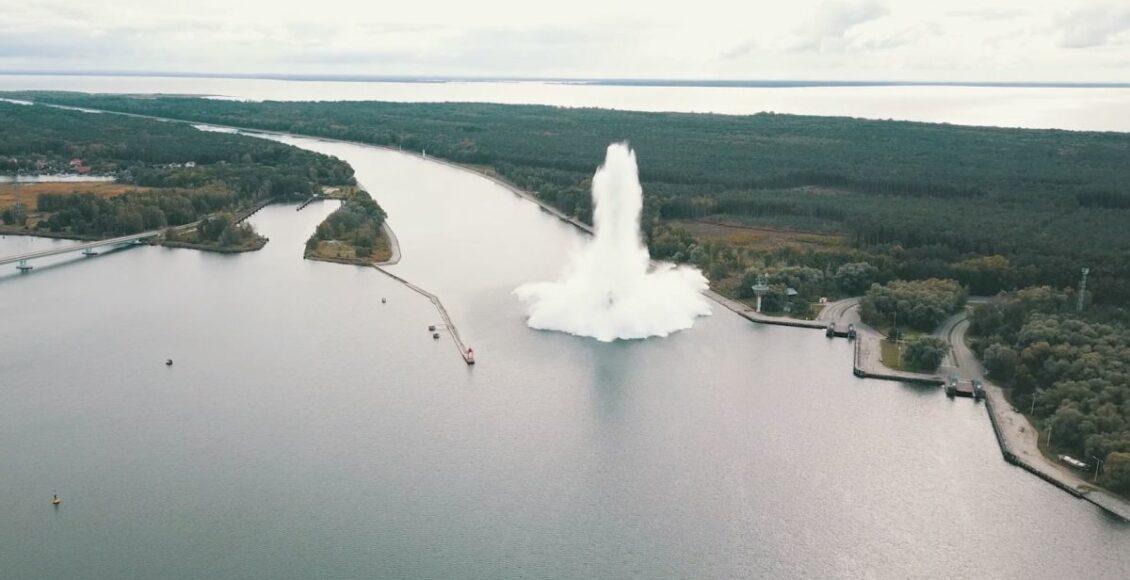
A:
161 238 268 254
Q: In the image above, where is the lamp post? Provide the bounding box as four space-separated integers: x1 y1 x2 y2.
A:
1090 455 1104 482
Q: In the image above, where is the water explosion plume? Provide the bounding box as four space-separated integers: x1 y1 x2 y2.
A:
515 143 711 342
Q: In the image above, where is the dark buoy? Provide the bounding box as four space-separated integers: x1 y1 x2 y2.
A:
432 332 440 339
428 325 436 331
52 494 61 506
166 358 173 366
381 297 386 304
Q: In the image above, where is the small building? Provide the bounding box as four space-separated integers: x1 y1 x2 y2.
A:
69 158 84 168
185 161 196 168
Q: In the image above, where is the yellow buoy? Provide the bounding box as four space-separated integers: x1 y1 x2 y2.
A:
52 494 61 506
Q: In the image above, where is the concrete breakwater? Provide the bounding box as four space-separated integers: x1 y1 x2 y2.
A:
372 264 473 364
983 377 1130 521
983 393 1083 497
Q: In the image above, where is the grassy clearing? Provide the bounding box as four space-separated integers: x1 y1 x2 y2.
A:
307 231 391 264
0 182 148 210
880 339 906 371
671 219 847 254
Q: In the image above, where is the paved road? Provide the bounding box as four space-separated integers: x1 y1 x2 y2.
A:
816 297 859 324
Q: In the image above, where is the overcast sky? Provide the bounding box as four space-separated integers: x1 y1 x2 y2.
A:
2 0 1129 82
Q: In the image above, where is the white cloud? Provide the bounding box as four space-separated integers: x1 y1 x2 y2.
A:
1057 4 1130 48
787 0 889 52
0 0 1127 82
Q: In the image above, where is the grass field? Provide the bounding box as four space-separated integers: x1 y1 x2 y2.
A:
308 233 392 264
880 339 906 371
670 219 847 253
0 182 145 210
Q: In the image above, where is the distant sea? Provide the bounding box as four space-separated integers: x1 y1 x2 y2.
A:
2 73 1129 132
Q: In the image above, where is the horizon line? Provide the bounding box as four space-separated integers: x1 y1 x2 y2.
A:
2 70 1129 89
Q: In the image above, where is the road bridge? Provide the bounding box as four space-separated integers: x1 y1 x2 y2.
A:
0 198 271 272
0 230 163 271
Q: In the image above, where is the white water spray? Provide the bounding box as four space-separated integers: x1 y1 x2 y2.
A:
515 143 711 342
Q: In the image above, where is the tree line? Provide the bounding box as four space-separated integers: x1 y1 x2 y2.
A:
15 92 1127 303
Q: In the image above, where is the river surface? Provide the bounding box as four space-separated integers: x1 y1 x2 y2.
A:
2 74 1130 132
0 175 115 184
1 133 1127 579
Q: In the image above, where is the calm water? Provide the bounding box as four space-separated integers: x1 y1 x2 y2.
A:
2 74 1130 132
1 134 1126 579
0 175 115 183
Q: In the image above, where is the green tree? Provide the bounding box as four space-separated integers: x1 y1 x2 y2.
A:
2 202 28 226
1102 452 1130 493
982 343 1019 382
834 262 878 295
902 336 949 371
860 278 966 331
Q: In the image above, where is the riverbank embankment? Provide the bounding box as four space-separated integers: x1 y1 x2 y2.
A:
951 318 1130 521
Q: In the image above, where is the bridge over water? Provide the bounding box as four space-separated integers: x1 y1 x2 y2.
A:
0 199 272 272
0 230 163 271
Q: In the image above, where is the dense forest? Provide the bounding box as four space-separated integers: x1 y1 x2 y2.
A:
0 101 354 239
10 92 1129 304
969 288 1130 492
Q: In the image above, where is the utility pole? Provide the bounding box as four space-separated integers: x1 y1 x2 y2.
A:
1091 456 1104 482
1077 267 1089 312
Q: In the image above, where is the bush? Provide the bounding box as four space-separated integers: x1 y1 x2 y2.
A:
2 202 28 226
902 336 949 371
1102 452 1130 493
